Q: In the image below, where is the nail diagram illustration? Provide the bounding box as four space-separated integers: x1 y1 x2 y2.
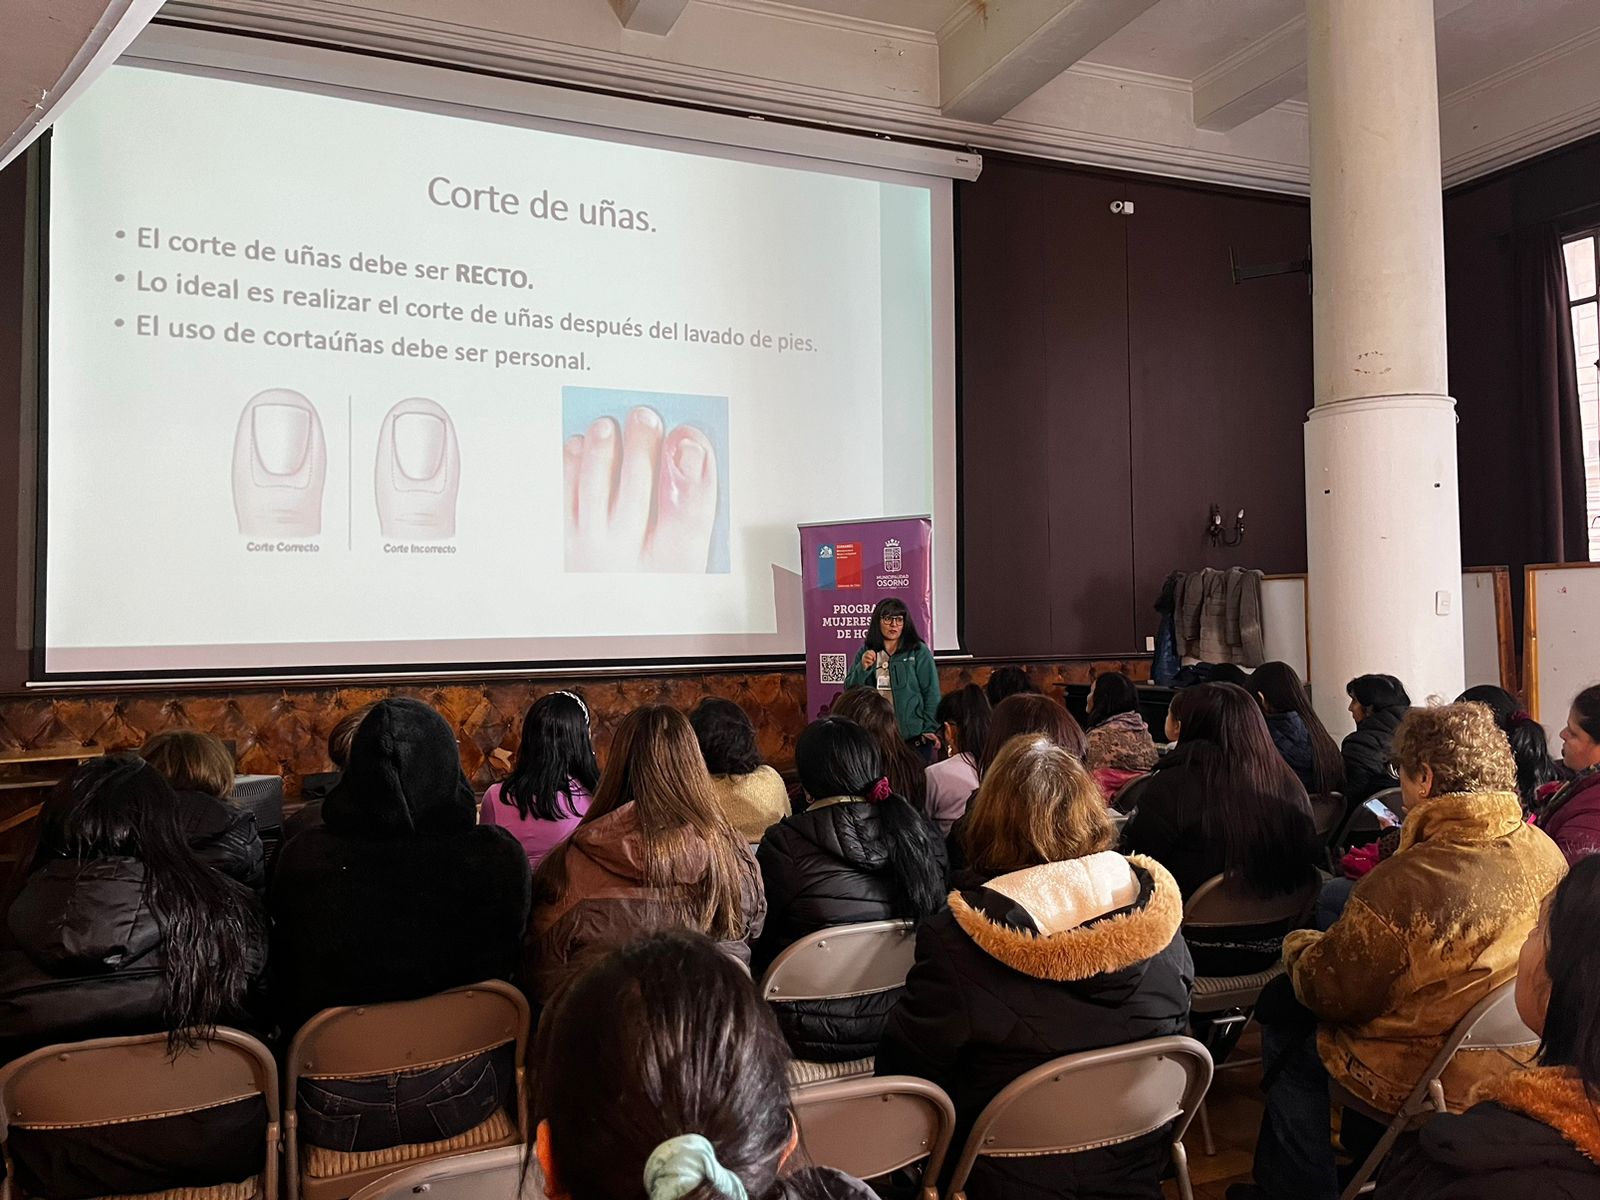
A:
563 403 720 573
232 388 328 537
375 397 460 539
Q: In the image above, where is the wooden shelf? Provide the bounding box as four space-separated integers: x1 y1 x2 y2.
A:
0 747 99 768
0 778 57 792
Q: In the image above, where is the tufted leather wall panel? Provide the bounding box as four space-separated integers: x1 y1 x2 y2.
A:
0 658 1148 799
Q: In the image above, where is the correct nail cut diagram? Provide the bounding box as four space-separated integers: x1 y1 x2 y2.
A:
375 397 460 539
232 389 328 537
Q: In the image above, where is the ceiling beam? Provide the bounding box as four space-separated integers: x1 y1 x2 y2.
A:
1191 16 1306 132
939 0 1162 124
609 0 690 37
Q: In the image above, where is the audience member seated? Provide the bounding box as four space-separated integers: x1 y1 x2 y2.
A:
948 692 1087 875
1534 684 1600 864
983 665 1037 707
270 698 531 1032
1341 673 1411 804
690 697 791 842
752 717 947 1061
534 930 875 1200
138 729 266 891
1082 671 1158 799
0 755 266 1064
1239 702 1568 1200
877 736 1192 1200
1121 682 1317 975
830 688 928 812
524 705 764 1005
1377 854 1600 1199
0 757 269 1197
1458 685 1557 812
1252 662 1344 797
283 702 373 843
925 684 990 833
481 690 600 870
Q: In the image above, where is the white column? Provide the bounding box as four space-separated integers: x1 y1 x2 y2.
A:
1305 0 1464 734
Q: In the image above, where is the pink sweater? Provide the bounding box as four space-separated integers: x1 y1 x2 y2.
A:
479 779 591 870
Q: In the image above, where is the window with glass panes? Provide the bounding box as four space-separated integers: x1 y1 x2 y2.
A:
1562 233 1600 561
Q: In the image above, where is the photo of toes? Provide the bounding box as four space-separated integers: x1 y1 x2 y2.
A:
561 387 730 574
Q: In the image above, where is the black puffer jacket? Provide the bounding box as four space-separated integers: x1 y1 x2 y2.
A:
753 799 947 1061
0 857 267 1064
877 853 1193 1200
270 699 532 1033
1376 1067 1600 1199
176 791 265 890
1265 711 1315 793
1342 704 1409 804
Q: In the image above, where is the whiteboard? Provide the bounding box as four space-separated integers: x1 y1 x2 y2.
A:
1527 564 1600 746
1259 570 1507 690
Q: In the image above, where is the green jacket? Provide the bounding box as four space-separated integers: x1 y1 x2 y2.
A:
843 642 941 739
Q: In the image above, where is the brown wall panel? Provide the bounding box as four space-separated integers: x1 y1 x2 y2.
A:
1125 181 1313 645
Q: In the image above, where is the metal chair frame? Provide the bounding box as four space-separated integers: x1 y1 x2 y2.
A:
791 1075 956 1200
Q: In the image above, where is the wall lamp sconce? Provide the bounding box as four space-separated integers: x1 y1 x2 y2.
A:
1206 504 1246 548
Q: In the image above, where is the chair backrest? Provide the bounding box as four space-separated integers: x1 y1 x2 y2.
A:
286 981 531 1200
0 1027 280 1198
348 1146 532 1200
760 920 916 1003
1310 792 1346 842
1182 871 1319 930
792 1075 956 1185
944 1036 1212 1200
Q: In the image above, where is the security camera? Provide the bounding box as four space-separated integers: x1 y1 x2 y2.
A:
1109 200 1125 214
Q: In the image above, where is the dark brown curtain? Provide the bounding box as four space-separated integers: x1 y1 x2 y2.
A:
1514 222 1590 563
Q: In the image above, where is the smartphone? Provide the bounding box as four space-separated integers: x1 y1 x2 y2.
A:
1364 797 1401 829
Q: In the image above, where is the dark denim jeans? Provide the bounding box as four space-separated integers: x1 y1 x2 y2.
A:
298 1042 515 1152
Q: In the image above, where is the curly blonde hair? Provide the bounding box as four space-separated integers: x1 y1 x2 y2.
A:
962 734 1115 875
1390 702 1517 796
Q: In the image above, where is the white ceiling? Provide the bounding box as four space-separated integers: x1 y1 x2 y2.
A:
1084 0 1303 81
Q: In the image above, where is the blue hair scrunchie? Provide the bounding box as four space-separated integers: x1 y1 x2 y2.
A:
643 1134 748 1200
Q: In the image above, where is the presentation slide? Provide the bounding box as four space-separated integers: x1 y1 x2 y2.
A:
41 56 956 676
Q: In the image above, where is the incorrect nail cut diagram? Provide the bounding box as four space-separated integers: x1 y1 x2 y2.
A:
375 397 461 540
232 388 328 537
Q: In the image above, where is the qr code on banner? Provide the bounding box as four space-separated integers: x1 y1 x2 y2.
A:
819 654 848 685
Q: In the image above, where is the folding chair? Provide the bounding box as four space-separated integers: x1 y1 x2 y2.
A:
1183 870 1320 1154
1331 787 1397 858
942 1036 1213 1200
286 981 530 1200
792 1075 956 1200
1311 792 1346 852
0 1027 280 1200
1334 976 1534 1199
349 1146 532 1200
760 920 917 1085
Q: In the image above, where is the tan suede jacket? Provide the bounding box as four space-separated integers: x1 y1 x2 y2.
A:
1284 790 1566 1114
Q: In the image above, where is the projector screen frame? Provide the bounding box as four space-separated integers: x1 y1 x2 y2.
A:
28 28 970 686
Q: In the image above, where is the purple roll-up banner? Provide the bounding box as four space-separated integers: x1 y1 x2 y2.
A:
799 515 933 721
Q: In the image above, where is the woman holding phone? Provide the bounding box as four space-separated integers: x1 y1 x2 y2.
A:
844 598 941 754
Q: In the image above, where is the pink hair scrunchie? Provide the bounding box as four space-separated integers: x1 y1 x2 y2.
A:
868 777 892 804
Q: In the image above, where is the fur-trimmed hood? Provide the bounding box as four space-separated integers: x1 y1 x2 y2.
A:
1471 1067 1600 1165
949 853 1183 982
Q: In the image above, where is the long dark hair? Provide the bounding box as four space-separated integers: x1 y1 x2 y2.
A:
1537 854 1600 1096
935 685 991 761
829 688 927 808
532 706 750 940
532 931 797 1200
795 718 945 918
978 693 1087 776
500 692 600 822
690 698 763 777
26 755 263 1048
1458 685 1556 810
862 597 923 654
1085 672 1140 728
1169 683 1314 894
1253 661 1345 795
1346 673 1411 712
